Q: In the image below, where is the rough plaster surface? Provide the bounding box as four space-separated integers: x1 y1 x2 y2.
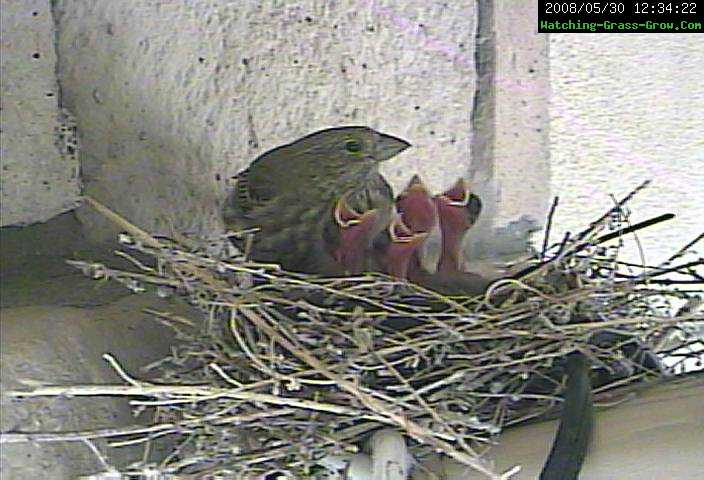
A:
53 0 490 242
549 34 704 265
51 0 551 253
464 0 550 263
0 0 81 226
493 0 550 226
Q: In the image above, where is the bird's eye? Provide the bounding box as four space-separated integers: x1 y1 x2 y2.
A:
345 139 363 153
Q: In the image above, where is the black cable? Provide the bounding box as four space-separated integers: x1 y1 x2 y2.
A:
539 352 594 480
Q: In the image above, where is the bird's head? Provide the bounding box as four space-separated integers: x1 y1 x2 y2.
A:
298 125 410 160
379 214 429 279
434 178 482 235
330 195 381 274
395 174 438 234
290 126 410 185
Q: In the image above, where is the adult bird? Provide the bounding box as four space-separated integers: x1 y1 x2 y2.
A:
223 126 409 274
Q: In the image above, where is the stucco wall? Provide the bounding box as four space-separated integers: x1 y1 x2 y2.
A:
52 0 480 241
7 3 701 268
549 34 704 265
0 0 81 226
48 0 550 252
464 0 551 264
1 1 551 260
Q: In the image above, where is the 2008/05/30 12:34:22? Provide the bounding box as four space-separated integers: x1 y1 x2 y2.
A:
542 1 699 15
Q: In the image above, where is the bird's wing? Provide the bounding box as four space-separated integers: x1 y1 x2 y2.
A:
227 137 316 219
231 167 274 213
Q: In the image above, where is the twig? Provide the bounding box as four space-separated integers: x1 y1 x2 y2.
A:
541 196 559 260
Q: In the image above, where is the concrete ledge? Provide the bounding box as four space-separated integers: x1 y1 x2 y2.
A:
0 297 196 479
415 374 704 479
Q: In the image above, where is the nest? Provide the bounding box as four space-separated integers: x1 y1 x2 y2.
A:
4 184 703 480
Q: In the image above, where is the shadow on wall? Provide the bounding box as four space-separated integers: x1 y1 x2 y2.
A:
53 4 228 243
465 214 541 263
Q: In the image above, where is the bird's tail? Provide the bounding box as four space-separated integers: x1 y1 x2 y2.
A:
539 352 594 480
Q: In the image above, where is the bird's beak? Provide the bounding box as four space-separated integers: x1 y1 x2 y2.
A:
374 132 411 161
334 196 361 228
334 196 379 229
395 174 438 235
436 178 482 224
381 215 428 279
397 175 432 209
442 178 470 206
388 215 428 246
402 174 430 196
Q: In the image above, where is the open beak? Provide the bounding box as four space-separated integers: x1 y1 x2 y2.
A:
397 174 432 203
395 175 438 234
381 215 429 279
334 196 378 229
435 178 482 225
388 215 429 246
442 178 469 206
